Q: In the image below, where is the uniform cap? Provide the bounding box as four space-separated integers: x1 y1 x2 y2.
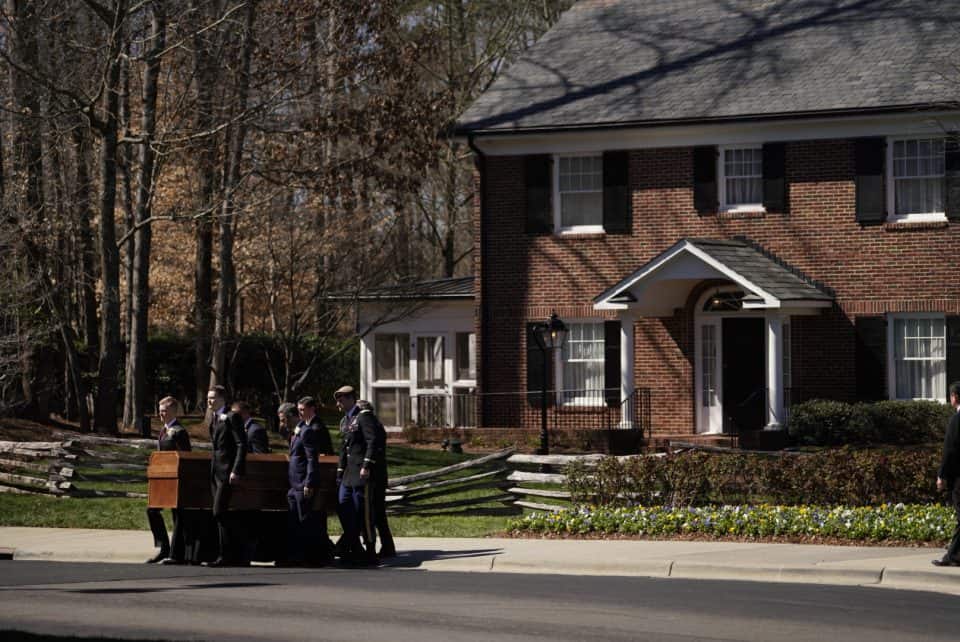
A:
334 385 356 399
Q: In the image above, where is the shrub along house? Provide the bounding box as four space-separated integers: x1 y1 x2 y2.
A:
455 0 960 444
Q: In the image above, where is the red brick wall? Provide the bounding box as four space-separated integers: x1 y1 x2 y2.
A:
476 139 960 435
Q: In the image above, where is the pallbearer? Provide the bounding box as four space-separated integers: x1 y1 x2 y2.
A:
145 397 191 565
205 385 247 567
285 396 334 565
233 400 270 454
334 386 386 564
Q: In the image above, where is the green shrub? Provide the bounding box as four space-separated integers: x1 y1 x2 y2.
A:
787 398 951 446
510 503 953 543
565 447 941 507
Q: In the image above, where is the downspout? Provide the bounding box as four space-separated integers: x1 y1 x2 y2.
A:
467 134 488 424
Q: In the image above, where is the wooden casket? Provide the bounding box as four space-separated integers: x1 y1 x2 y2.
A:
147 451 339 512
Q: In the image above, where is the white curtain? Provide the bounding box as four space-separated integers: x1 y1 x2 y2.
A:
562 323 604 404
894 318 946 400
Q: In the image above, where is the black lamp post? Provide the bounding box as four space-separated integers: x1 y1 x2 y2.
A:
532 311 569 460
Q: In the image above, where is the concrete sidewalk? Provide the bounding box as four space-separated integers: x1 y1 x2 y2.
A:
3 527 960 595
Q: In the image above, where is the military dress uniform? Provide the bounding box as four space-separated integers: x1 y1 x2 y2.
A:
146 420 191 563
209 406 247 564
336 405 386 563
936 406 960 565
286 415 334 564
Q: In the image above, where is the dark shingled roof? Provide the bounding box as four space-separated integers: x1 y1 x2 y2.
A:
686 238 833 302
357 276 474 301
595 237 833 304
457 0 959 134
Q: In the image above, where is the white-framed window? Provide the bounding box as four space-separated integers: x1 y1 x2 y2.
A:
554 154 604 233
557 321 605 405
373 333 409 382
887 137 946 222
373 388 410 427
455 332 476 381
718 145 764 212
887 314 947 401
416 335 445 388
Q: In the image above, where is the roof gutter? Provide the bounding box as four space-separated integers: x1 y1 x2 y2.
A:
454 103 956 139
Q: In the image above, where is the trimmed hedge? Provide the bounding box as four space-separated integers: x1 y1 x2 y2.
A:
787 399 953 446
510 504 953 543
565 447 940 507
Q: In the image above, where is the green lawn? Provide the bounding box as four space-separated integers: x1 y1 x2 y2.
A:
0 436 521 536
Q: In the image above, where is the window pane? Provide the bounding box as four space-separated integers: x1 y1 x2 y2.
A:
894 317 946 400
456 332 476 380
558 155 603 227
893 138 946 215
374 335 397 381
374 388 410 427
417 336 445 387
561 322 605 405
561 192 603 226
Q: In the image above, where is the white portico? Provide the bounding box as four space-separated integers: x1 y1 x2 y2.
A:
594 238 833 435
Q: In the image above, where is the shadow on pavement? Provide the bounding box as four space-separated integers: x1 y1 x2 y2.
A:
378 548 501 569
63 581 277 595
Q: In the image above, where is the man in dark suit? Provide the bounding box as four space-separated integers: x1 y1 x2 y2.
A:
146 397 191 564
233 400 270 454
934 381 960 566
335 386 386 564
205 385 247 567
356 399 395 558
285 396 334 565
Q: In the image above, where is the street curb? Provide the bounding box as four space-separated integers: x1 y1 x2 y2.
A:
492 558 672 577
0 547 14 560
12 549 148 564
880 568 960 593
668 562 882 586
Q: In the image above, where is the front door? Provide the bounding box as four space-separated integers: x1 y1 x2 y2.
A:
721 318 766 433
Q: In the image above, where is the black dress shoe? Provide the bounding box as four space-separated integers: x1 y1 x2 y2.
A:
931 558 960 567
378 547 397 559
203 557 227 567
146 551 169 564
158 558 185 566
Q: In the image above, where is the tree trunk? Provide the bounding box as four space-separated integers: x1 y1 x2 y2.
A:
210 0 255 391
127 1 165 428
8 0 47 422
71 128 100 357
93 1 128 435
191 0 218 409
120 53 135 429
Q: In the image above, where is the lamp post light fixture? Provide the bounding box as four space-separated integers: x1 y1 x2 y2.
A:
532 311 569 462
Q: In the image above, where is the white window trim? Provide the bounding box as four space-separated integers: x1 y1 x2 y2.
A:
553 152 605 235
553 319 606 406
453 331 477 386
371 333 411 384
885 135 947 224
717 144 766 213
885 312 948 402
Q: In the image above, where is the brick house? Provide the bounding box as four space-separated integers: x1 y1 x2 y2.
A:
453 0 960 441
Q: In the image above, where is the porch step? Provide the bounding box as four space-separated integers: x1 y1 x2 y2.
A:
650 433 740 450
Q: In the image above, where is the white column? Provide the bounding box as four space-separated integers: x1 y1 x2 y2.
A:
765 314 784 430
359 335 370 402
619 314 635 428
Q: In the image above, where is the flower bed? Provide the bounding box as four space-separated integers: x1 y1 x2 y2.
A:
510 504 954 543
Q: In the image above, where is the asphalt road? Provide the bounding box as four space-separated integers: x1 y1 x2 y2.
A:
1 561 958 642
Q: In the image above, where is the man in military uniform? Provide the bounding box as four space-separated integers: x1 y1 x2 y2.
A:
934 381 960 566
285 396 334 565
356 399 395 558
146 397 191 564
206 385 247 567
334 385 386 564
233 400 270 454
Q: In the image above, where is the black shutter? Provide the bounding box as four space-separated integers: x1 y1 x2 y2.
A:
524 155 552 234
604 320 621 407
854 316 886 401
603 150 631 234
948 316 960 389
854 137 885 225
526 323 551 407
693 146 718 215
762 142 788 213
945 133 960 222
